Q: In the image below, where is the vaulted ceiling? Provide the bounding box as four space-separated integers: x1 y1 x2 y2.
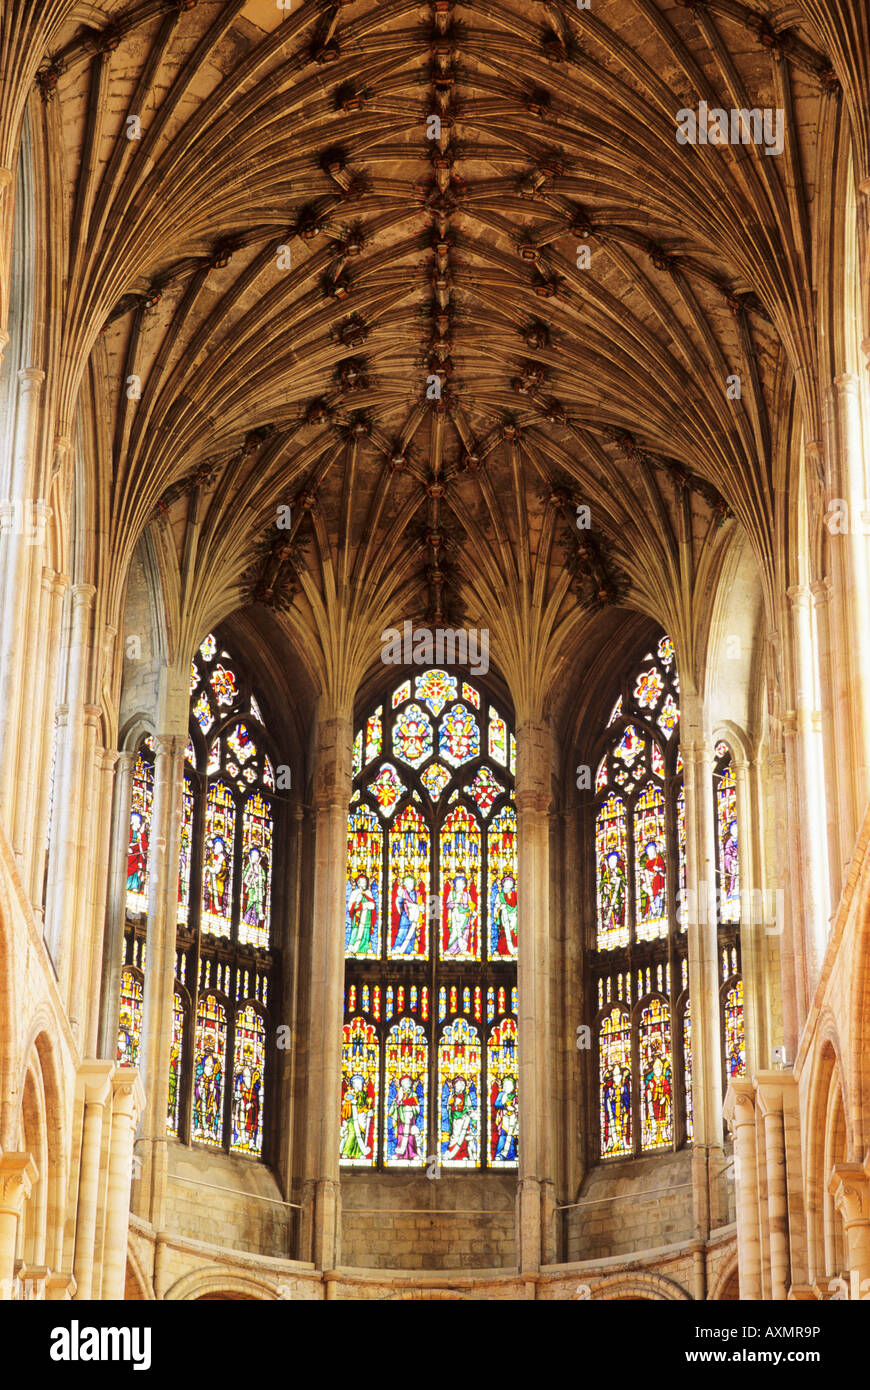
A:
2 0 867 715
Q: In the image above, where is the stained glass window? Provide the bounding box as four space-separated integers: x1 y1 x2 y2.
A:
124 630 284 1158
193 994 227 1147
600 1008 632 1158
230 1005 265 1156
634 784 667 942
385 1019 427 1167
596 793 628 949
724 981 745 1078
126 749 153 917
365 706 383 763
344 669 516 1169
715 750 740 924
683 1000 693 1141
639 999 672 1150
117 968 143 1066
352 729 363 778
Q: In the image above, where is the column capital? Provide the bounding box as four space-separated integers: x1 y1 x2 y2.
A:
78 1059 115 1107
828 1165 870 1227
833 372 860 398
152 733 186 760
0 1154 38 1212
115 749 136 775
71 583 97 610
17 367 45 391
810 577 832 604
44 1272 77 1300
754 1068 797 1117
112 1066 145 1122
785 583 811 610
723 1076 756 1129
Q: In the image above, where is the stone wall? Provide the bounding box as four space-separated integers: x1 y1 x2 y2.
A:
165 1145 295 1259
340 1171 516 1270
564 1149 698 1261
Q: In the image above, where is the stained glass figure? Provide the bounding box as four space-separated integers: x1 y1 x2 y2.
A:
365 706 383 763
385 1018 427 1166
439 1018 481 1168
368 762 405 817
415 668 457 715
210 664 238 708
202 783 234 937
634 668 663 709
193 691 212 733
468 765 503 817
600 1007 632 1157
488 707 507 765
651 742 665 778
725 981 745 1077
614 724 645 769
388 805 430 958
340 1017 378 1165
240 792 272 949
716 757 740 923
639 999 672 1149
352 730 362 778
488 1018 518 1165
420 762 450 800
596 793 628 949
176 775 194 926
199 632 216 662
231 1005 265 1156
657 693 679 738
167 992 184 1135
440 806 481 960
634 783 668 941
683 1001 693 1140
228 723 256 764
657 635 675 669
117 969 142 1066
595 755 608 792
184 737 195 766
193 994 227 1146
488 806 517 959
392 679 411 709
126 752 152 916
346 805 382 958
392 703 433 768
677 785 687 931
439 703 480 768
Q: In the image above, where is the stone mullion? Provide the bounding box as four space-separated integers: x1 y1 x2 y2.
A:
514 715 553 1272
11 538 52 880
133 732 186 1228
97 750 136 1059
303 705 353 1270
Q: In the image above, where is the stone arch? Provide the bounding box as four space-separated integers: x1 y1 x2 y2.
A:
586 1272 691 1300
708 1250 740 1301
22 1022 68 1272
124 1246 154 1301
164 1267 282 1301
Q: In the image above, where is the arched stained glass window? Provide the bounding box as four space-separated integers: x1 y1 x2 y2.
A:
120 630 285 1159
714 742 744 1082
590 635 688 1158
342 669 517 1171
126 741 154 917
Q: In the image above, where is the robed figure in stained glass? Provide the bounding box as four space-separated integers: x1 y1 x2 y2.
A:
241 846 267 929
233 1060 262 1150
491 1075 518 1161
444 873 475 956
442 1076 478 1162
600 847 626 936
203 836 229 916
643 1052 672 1146
722 819 739 904
127 811 149 895
346 873 378 955
392 874 424 955
490 873 517 957
388 1075 423 1161
602 1062 631 1153
193 1047 223 1142
340 1073 375 1160
638 839 666 921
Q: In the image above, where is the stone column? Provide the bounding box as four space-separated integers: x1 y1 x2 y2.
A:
72 1062 113 1300
810 578 846 911
756 1079 789 1299
83 746 119 1058
829 1165 870 1300
681 705 725 1246
134 734 185 1229
732 752 765 1073
514 716 554 1272
0 1154 37 1300
28 570 69 909
724 1080 762 1298
100 1068 145 1300
303 705 352 1270
98 750 135 1059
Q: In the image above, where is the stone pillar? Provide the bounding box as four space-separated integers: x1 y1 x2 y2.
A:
28 570 69 909
724 1080 762 1298
100 1068 145 1300
0 1154 37 1301
829 1165 870 1300
514 716 554 1272
810 578 846 912
98 750 135 1059
303 705 352 1270
681 706 725 1245
767 745 799 1059
72 1062 113 1300
134 734 185 1229
732 752 765 1074
757 1080 789 1299
83 746 119 1058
